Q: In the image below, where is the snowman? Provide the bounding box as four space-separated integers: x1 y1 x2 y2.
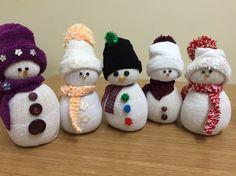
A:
143 35 184 123
180 36 232 136
59 24 103 134
102 32 148 131
0 23 60 147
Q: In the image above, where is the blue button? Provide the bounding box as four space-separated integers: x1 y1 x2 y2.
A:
123 104 131 113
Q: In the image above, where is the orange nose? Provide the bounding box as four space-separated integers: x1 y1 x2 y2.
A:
204 74 209 79
118 76 125 82
23 70 28 77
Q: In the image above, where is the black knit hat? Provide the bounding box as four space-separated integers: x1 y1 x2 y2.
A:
102 32 142 80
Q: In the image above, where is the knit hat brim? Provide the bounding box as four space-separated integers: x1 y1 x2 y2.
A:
147 56 184 77
0 45 47 80
59 56 102 76
185 48 231 84
147 42 184 77
102 59 142 80
59 40 102 76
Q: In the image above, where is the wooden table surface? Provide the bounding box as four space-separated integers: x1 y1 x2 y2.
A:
0 75 236 176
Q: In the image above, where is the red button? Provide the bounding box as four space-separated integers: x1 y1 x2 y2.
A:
28 119 46 135
29 103 43 115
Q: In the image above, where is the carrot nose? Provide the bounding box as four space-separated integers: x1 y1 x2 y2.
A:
81 75 87 80
204 74 210 80
23 70 28 77
166 73 170 78
118 76 125 82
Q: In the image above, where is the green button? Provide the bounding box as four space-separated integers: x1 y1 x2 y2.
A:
121 93 129 102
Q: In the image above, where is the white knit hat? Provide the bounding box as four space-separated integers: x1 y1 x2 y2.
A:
59 24 102 76
185 36 231 84
147 37 184 77
185 48 231 83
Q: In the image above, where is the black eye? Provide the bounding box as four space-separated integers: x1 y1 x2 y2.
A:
25 67 29 71
113 71 119 77
202 70 206 74
169 70 172 73
124 71 129 76
86 72 90 76
209 69 213 74
18 68 22 72
79 72 83 76
163 70 166 74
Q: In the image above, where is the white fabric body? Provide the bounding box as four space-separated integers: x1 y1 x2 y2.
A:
103 83 148 131
147 42 184 77
146 87 182 123
180 90 231 135
60 91 102 134
7 84 60 147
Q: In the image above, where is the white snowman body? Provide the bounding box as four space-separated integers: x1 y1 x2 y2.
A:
103 83 148 131
8 84 60 146
147 69 182 123
103 69 148 131
146 87 182 123
146 39 184 124
180 67 231 135
180 90 231 135
60 69 102 134
3 60 60 147
60 92 102 134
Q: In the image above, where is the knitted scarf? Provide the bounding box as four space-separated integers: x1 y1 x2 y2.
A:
142 79 175 100
0 75 44 130
181 83 223 135
60 85 95 133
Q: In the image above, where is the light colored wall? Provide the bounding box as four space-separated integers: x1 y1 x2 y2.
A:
1 0 235 84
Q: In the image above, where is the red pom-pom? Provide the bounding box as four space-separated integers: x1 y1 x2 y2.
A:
187 36 217 60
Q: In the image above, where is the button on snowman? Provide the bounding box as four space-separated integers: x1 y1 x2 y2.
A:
180 36 232 136
143 35 184 123
59 24 103 134
0 23 60 147
102 32 148 131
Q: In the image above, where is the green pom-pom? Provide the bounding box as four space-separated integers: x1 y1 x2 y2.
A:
105 31 119 46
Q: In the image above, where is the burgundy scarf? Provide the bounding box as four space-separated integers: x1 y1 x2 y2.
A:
102 84 133 114
181 83 223 135
142 79 175 100
0 75 44 130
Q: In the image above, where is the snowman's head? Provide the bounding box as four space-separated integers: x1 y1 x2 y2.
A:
107 68 139 86
190 67 225 84
150 68 179 82
64 69 99 86
4 60 40 80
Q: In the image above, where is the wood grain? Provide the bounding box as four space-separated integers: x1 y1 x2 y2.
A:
0 75 235 176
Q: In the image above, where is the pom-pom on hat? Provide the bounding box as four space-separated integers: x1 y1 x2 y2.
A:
0 23 47 81
185 35 231 84
147 35 184 77
59 24 102 76
102 31 142 80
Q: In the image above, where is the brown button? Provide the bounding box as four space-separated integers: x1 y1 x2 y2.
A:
28 119 46 135
161 106 168 112
28 92 38 101
161 114 168 120
29 103 43 115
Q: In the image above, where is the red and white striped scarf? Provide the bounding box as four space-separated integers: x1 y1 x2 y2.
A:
181 83 223 135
